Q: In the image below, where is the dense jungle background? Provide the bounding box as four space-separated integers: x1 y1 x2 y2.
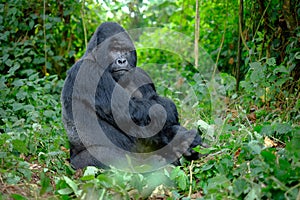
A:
0 0 299 199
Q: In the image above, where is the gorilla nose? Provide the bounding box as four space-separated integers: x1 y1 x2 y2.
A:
116 57 127 67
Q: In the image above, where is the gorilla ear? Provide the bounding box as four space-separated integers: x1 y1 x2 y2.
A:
129 50 137 67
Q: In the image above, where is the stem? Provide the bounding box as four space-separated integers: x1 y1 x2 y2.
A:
188 160 194 197
43 0 47 75
194 0 200 68
212 8 227 80
253 0 271 40
81 0 88 50
236 0 243 92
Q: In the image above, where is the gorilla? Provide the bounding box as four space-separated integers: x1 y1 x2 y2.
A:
61 22 203 171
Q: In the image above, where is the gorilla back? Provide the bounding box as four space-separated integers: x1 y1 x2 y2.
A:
61 22 203 171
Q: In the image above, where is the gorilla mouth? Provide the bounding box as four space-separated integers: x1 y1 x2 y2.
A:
113 68 129 73
112 68 130 76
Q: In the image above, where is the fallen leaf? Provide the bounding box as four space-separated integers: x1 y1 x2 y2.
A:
264 137 277 147
234 148 241 159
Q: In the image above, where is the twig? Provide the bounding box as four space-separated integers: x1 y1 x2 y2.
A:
238 13 250 53
194 0 200 68
43 0 47 75
284 88 300 121
253 0 271 40
81 0 88 50
198 149 228 163
236 0 243 92
188 160 194 197
212 0 227 80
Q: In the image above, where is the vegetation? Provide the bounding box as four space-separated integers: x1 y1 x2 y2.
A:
0 0 299 199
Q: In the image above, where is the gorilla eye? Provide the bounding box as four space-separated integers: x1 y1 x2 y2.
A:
110 49 121 57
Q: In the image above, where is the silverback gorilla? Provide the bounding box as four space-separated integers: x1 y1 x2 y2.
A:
61 22 203 171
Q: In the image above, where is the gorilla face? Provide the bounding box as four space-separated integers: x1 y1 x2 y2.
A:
108 35 136 82
110 53 135 81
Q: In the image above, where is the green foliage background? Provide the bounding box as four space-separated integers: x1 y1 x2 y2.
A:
0 0 299 199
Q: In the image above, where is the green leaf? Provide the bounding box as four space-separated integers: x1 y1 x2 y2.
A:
29 20 34 29
64 176 81 197
196 148 210 154
33 57 45 64
201 163 214 171
170 166 181 180
249 61 262 69
16 90 27 100
17 162 32 180
207 175 229 191
0 152 7 158
130 174 144 192
40 172 51 195
248 141 262 154
286 132 300 159
12 79 24 87
6 173 21 184
5 59 13 67
273 123 292 135
177 172 187 190
84 166 98 176
250 62 264 83
97 174 113 187
81 167 98 181
12 139 29 154
261 149 276 165
266 57 276 66
57 187 73 195
274 158 291 182
273 65 288 74
260 125 274 136
80 175 95 181
10 194 27 200
245 186 260 200
8 63 20 75
170 167 188 190
45 23 52 30
23 105 34 112
64 176 77 190
233 178 249 197
2 54 9 62
216 158 233 174
294 52 300 59
44 110 55 118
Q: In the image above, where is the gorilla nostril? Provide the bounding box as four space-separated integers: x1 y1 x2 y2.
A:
116 58 127 66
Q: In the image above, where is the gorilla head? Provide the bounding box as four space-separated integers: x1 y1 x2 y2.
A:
85 22 137 81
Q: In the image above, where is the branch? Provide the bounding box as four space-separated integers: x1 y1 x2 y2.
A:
194 0 200 68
